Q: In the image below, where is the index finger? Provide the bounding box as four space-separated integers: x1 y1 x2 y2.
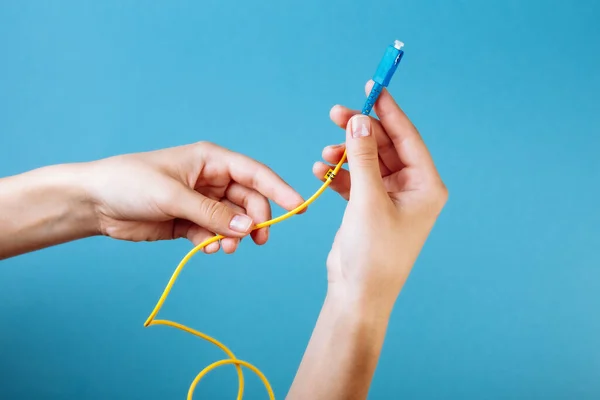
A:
365 80 438 174
206 144 306 213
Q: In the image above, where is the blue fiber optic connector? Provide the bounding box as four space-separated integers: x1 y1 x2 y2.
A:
362 40 404 116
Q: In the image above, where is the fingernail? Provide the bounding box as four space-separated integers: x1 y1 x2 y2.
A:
351 115 370 138
328 143 344 149
229 214 253 233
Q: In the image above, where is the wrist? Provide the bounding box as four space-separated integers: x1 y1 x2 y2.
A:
0 162 100 258
324 284 394 329
24 163 98 234
33 163 100 238
288 284 391 399
60 163 100 235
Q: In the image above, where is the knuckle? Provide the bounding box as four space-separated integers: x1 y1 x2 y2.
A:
351 150 378 167
200 198 217 218
194 141 217 156
429 181 449 209
440 183 449 202
202 200 229 227
163 192 179 209
435 180 448 199
195 140 211 149
157 187 179 212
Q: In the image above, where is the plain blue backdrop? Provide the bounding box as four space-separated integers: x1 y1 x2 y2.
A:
1 1 599 399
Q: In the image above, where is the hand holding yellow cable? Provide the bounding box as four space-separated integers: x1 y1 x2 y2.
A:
144 40 405 399
143 154 345 400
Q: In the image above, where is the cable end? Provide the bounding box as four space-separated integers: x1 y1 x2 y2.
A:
372 39 405 88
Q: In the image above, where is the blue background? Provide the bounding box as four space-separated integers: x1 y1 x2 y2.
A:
1 1 599 399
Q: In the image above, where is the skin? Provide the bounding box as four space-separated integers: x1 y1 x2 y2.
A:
287 81 447 399
0 81 447 399
0 142 306 259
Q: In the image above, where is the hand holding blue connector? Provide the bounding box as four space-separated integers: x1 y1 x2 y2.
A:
143 38 450 400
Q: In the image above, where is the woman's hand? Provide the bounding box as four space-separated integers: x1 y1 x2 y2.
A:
289 82 447 400
0 141 304 259
313 82 448 313
86 141 304 254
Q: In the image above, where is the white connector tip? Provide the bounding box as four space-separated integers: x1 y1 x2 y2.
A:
393 40 404 50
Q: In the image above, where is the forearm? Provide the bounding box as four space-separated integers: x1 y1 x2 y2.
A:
287 287 391 400
0 163 98 259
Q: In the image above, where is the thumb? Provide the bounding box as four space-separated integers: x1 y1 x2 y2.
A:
345 115 386 198
173 187 254 237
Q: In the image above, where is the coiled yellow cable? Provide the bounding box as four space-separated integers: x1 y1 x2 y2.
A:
144 151 347 399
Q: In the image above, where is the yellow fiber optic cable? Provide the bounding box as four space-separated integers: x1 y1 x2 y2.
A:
144 38 405 399
143 154 347 400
